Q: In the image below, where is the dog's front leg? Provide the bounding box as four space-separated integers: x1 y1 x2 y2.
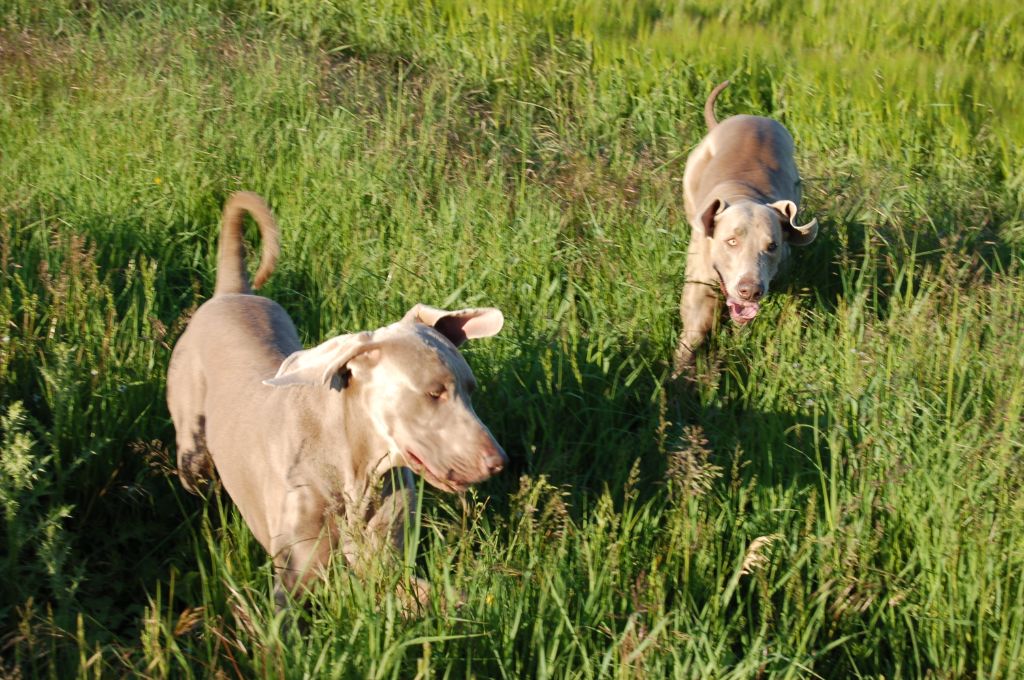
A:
673 265 721 378
366 467 418 554
269 486 332 610
364 467 430 607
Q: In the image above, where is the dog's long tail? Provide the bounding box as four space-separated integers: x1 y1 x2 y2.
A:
704 80 730 130
214 191 280 296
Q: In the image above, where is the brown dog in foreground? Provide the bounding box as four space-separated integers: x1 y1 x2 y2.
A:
167 192 507 608
674 81 818 376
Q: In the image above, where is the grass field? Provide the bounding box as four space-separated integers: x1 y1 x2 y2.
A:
1 0 1023 676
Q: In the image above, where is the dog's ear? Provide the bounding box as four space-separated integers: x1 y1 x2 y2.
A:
263 332 381 388
769 199 818 247
698 198 726 238
402 304 504 347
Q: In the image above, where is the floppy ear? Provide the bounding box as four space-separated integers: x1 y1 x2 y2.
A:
769 199 818 247
263 332 381 388
402 304 504 347
697 198 725 238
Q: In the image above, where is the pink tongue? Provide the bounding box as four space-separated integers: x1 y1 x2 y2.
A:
727 298 759 323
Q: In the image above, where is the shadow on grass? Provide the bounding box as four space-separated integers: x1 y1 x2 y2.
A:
465 331 668 507
466 324 832 519
790 174 1020 324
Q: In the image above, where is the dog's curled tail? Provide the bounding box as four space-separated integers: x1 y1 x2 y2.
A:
215 191 280 296
704 80 730 130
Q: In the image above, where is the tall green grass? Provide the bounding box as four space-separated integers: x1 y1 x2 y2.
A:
1 0 1021 676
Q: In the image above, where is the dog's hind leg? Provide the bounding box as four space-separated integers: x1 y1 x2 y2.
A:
175 415 214 494
167 343 215 494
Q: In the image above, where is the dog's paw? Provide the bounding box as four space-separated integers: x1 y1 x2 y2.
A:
396 576 469 617
671 354 697 383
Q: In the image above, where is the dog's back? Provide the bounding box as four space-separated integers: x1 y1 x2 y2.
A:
692 114 799 205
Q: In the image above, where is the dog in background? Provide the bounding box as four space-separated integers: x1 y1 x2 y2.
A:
674 81 818 376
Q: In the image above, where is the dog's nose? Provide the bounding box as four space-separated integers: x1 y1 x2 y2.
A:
481 441 508 475
736 280 764 301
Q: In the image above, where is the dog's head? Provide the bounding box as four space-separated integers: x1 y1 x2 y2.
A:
264 304 507 493
697 197 817 324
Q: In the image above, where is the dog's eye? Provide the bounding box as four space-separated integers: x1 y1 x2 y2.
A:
767 242 778 252
726 237 738 247
427 386 446 400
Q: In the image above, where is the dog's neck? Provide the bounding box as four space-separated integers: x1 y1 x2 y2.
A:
283 384 397 518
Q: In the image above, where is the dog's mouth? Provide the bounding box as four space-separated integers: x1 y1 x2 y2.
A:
714 266 761 325
726 298 759 324
404 448 468 493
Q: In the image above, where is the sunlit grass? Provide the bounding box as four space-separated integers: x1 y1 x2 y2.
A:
1 0 1022 676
